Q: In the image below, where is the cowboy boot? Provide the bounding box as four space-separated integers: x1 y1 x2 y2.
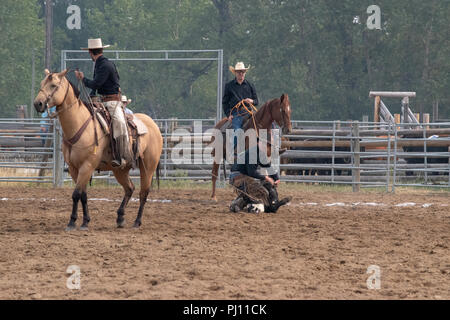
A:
113 135 133 168
111 140 122 168
270 196 292 213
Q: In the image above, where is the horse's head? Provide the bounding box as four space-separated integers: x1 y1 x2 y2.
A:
273 93 292 135
33 69 69 113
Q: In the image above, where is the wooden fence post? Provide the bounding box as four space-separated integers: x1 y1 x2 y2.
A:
402 96 409 126
423 113 430 130
374 96 380 129
432 100 438 122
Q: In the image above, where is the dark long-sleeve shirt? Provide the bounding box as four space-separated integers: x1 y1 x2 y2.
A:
83 55 120 96
231 145 280 181
222 79 258 117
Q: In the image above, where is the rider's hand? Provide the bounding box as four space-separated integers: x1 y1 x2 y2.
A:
265 176 275 185
244 98 254 105
228 115 233 122
75 70 84 80
274 179 280 186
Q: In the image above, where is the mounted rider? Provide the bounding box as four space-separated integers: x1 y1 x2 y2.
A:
75 38 132 168
222 62 259 152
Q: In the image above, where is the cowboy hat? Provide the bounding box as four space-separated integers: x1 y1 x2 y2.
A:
81 38 111 50
121 95 132 104
229 62 250 75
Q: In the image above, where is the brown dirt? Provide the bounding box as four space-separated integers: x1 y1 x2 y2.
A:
0 185 449 300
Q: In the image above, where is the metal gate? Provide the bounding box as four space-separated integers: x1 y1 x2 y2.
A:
0 118 57 184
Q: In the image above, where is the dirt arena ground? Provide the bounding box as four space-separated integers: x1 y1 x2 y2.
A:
0 184 448 300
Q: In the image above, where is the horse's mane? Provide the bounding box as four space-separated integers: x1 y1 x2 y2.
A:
242 97 279 130
255 98 278 120
67 78 80 98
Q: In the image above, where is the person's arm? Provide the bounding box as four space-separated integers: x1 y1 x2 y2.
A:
222 83 232 118
246 163 266 180
83 63 110 91
270 172 280 182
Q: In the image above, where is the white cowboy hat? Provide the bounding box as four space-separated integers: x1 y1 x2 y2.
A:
229 62 250 75
121 95 132 104
81 38 111 50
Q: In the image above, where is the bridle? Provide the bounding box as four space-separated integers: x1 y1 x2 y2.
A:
38 75 76 118
269 99 287 130
38 73 99 155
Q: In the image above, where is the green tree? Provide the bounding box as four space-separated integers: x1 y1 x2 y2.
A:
0 0 43 117
2 0 449 120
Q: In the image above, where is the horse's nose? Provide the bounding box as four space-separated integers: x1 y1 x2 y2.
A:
34 100 44 112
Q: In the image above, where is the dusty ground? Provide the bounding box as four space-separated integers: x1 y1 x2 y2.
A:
0 184 448 300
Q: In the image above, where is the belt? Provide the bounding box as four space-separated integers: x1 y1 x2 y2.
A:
101 94 121 102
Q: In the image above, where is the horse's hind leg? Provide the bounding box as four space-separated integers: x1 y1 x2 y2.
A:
211 162 219 201
134 157 155 228
112 168 135 228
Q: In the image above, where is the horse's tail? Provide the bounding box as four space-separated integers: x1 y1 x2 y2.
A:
156 161 161 190
150 161 161 190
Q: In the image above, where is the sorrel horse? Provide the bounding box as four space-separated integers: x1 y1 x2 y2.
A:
211 94 292 200
34 69 163 230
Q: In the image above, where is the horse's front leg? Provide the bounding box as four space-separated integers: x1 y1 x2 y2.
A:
66 164 93 231
65 165 79 231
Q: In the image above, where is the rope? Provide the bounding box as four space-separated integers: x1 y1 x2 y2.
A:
76 77 99 154
230 99 259 137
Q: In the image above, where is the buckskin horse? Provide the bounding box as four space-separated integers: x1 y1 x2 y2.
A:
33 69 163 230
211 94 292 201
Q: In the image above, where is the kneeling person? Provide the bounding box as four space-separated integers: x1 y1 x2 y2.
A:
229 141 291 213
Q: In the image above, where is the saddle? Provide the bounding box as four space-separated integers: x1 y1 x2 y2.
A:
83 100 147 168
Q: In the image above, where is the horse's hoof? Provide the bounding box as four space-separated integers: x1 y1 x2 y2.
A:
117 222 126 228
80 226 89 231
133 221 141 228
65 225 76 232
211 196 217 202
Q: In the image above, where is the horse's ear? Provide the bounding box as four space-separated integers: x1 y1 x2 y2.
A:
59 69 69 77
44 69 50 75
280 94 286 103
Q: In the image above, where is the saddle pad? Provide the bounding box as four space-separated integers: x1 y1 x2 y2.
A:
131 115 148 135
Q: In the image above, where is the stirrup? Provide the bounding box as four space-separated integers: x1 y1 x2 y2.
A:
111 159 127 168
111 159 121 168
